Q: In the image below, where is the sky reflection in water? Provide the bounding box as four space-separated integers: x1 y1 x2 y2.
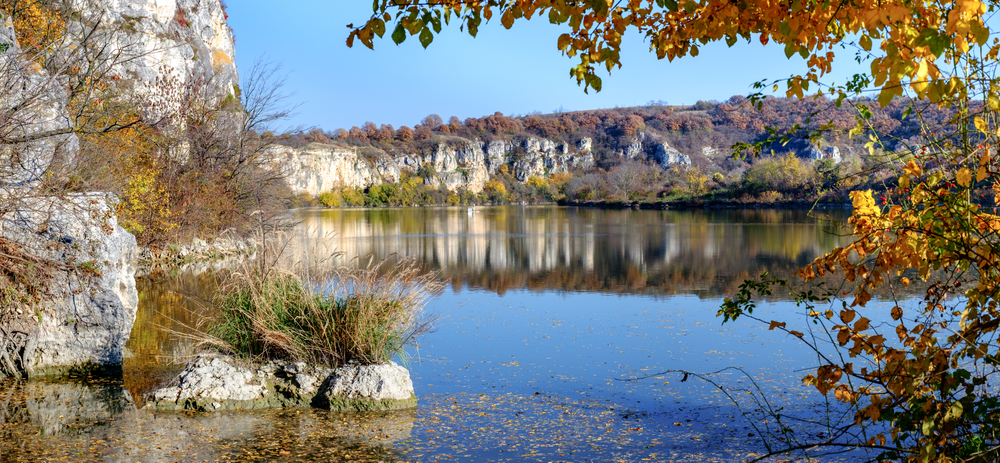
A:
4 206 882 462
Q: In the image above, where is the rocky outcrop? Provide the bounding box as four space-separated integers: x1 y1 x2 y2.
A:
805 143 842 162
98 0 238 117
654 142 692 168
275 135 595 196
268 143 382 196
314 363 417 411
2 13 140 377
623 137 643 159
513 137 593 181
152 356 417 412
3 194 139 377
0 16 77 188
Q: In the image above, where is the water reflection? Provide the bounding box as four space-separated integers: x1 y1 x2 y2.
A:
0 374 413 462
287 206 852 296
0 206 876 461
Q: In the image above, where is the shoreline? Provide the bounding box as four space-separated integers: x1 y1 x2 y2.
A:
291 199 854 211
558 198 853 210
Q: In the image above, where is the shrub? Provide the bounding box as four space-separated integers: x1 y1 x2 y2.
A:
341 188 366 206
683 167 709 196
757 190 784 203
318 191 342 207
526 175 548 189
207 257 443 367
484 178 508 203
741 154 815 193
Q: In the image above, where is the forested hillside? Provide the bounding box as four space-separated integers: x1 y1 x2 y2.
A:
271 96 966 207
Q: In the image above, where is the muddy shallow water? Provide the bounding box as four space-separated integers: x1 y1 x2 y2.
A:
2 206 898 462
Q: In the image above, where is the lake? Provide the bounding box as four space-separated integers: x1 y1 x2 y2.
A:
2 205 882 462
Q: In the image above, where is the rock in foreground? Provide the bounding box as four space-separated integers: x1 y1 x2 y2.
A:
2 194 139 377
151 356 417 412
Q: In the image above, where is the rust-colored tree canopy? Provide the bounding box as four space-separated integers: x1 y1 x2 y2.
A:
349 0 992 105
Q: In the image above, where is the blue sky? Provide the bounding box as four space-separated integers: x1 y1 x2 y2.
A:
226 1 870 132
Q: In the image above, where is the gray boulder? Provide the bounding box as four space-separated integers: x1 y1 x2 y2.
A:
2 193 139 377
315 362 418 411
151 355 417 412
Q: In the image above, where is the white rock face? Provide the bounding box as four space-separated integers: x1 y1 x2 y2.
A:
430 144 459 172
154 357 266 404
0 17 77 188
0 0 235 377
323 362 415 401
654 142 692 168
275 135 594 197
486 139 512 172
511 137 592 181
94 0 238 119
805 143 842 163
2 194 139 376
624 137 643 159
268 143 382 196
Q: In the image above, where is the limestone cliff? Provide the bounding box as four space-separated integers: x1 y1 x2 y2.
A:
273 137 595 196
99 0 239 116
0 0 238 377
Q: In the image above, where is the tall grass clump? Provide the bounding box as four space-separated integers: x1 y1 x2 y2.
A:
206 257 443 367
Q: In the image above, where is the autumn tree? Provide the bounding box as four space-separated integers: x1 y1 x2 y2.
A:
421 113 443 128
396 125 414 141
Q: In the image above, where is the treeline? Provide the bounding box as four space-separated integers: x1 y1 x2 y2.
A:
275 95 974 208
277 96 961 169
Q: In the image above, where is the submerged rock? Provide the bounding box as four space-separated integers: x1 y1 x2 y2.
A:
151 355 416 412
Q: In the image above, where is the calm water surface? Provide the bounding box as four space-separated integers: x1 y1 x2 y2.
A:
3 206 886 462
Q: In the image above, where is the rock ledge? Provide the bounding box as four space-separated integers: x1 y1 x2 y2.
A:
150 356 416 412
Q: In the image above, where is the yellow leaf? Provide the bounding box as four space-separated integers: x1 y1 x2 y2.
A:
859 34 871 51
769 320 787 330
975 116 988 133
840 309 857 323
945 401 964 421
957 167 972 187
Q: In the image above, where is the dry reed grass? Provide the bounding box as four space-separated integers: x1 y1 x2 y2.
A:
198 249 444 367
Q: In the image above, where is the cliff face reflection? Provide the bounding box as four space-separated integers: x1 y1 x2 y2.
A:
288 206 851 297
